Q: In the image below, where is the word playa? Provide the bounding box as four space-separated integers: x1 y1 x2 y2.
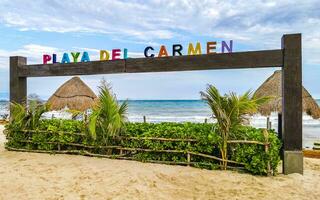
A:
42 40 233 64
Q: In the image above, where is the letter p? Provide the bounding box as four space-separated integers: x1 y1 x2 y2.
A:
43 54 51 64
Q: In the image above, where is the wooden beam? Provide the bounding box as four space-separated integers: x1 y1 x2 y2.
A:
18 49 283 77
126 49 283 73
10 56 27 104
281 33 303 174
18 60 125 77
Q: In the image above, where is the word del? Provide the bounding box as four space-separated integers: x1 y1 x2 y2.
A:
43 49 128 64
42 40 233 64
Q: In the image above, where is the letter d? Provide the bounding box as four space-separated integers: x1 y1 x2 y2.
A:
100 50 110 61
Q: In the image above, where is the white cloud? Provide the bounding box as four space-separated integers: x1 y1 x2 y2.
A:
0 1 319 98
0 1 319 53
0 44 147 70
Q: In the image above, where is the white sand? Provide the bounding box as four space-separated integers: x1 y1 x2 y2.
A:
0 125 320 200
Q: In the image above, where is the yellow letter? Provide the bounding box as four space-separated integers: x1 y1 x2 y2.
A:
188 42 202 55
100 50 110 61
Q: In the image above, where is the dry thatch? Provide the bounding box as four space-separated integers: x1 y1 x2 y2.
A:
253 70 320 119
47 77 97 111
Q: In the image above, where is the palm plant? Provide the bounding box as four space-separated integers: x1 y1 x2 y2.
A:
200 85 269 170
7 100 50 131
88 81 128 144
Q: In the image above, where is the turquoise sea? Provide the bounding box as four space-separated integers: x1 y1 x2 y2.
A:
1 99 320 148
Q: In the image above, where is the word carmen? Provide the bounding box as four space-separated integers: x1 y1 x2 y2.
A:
42 40 233 64
43 49 128 64
144 41 233 57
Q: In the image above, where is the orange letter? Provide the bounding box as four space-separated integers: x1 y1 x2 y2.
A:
158 45 168 57
207 42 216 54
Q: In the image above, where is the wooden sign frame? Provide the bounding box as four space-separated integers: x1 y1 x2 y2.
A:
10 34 302 174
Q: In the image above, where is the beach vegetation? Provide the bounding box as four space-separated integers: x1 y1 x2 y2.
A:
88 81 128 144
8 100 49 131
5 119 281 175
200 85 270 170
4 85 281 176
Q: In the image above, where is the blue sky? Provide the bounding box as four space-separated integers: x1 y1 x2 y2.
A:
0 0 319 100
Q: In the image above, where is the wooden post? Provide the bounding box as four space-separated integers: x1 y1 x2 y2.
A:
204 118 208 123
143 116 146 123
281 34 303 174
268 121 272 130
278 113 283 159
266 117 270 129
187 141 191 166
263 129 271 176
10 56 27 118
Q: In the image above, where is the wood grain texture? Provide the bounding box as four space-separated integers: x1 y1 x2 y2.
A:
281 34 302 151
10 56 27 105
17 50 283 77
125 50 283 73
18 60 125 77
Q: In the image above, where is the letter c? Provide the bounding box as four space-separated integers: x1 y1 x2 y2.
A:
144 46 154 57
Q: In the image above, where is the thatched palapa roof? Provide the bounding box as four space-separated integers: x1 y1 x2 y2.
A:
253 70 320 119
47 77 97 111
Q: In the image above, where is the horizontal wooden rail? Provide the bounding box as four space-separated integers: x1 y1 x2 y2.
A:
18 49 283 77
227 140 267 145
120 136 197 142
6 146 246 170
18 130 267 145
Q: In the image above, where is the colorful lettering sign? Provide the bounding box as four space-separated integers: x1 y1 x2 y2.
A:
42 40 233 64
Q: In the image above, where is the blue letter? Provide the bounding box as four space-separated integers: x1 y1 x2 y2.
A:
61 53 70 63
53 54 58 63
123 48 128 59
222 40 233 53
81 52 90 62
144 46 154 57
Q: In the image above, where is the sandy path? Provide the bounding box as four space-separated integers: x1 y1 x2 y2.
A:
0 125 320 200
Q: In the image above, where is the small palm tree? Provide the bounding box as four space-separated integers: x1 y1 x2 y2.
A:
200 85 269 170
8 100 49 130
88 81 128 144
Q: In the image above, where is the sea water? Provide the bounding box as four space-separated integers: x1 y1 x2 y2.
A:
1 99 319 148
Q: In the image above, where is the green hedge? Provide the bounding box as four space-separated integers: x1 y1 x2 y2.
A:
5 119 281 175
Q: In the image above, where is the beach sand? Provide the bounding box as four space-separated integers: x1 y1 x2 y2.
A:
0 125 320 200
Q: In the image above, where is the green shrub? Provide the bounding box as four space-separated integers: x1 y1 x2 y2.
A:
5 119 281 175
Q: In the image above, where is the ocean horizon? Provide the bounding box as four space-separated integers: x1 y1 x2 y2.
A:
1 99 319 148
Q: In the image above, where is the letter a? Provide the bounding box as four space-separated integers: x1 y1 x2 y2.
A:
158 45 168 57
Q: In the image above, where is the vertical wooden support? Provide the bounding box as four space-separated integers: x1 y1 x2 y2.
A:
281 34 303 174
187 141 191 166
266 117 270 129
10 57 27 117
268 121 272 130
278 113 283 160
263 129 271 176
143 116 146 123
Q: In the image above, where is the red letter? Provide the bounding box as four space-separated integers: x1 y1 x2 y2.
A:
112 49 121 60
43 54 51 64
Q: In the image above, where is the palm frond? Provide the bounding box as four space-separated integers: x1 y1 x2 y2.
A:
88 80 128 143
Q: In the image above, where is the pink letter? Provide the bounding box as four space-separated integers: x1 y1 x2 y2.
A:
112 49 121 60
43 54 51 64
